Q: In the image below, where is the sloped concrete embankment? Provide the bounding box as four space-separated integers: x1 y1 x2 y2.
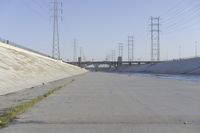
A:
0 42 86 95
117 57 200 75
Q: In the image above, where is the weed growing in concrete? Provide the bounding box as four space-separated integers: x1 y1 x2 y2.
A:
0 86 63 128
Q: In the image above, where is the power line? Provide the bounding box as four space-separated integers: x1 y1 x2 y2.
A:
159 0 187 17
163 2 200 27
163 4 200 35
163 17 200 35
161 0 190 24
31 0 49 13
21 0 48 21
161 1 200 34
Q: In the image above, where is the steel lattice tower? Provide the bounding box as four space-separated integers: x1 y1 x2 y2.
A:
112 50 116 61
118 43 123 58
51 0 62 60
150 17 160 61
128 36 134 61
73 39 77 61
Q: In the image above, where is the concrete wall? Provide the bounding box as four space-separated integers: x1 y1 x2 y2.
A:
0 42 87 95
117 57 200 75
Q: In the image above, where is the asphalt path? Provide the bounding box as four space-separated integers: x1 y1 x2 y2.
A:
1 72 200 133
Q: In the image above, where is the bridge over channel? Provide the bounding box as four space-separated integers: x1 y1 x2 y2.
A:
67 60 161 71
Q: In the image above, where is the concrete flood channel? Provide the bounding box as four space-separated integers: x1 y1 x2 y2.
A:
0 72 200 133
125 73 200 83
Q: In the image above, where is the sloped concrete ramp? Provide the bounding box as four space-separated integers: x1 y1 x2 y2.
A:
118 57 200 75
0 42 86 95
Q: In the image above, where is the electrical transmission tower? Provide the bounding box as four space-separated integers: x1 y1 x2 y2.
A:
150 17 160 61
128 36 134 61
73 39 77 61
118 43 123 58
106 54 111 61
50 0 63 60
79 47 84 59
112 50 116 61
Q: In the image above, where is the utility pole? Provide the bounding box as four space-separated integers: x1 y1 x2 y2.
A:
150 17 160 61
50 0 62 60
128 36 134 61
73 39 77 61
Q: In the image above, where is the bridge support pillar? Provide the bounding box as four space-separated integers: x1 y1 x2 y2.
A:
78 57 82 67
94 64 99 71
117 56 122 67
114 62 117 68
109 64 112 69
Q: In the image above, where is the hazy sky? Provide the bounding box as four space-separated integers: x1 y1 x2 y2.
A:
0 0 200 61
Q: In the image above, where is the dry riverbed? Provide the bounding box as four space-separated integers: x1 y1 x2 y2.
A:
1 72 200 133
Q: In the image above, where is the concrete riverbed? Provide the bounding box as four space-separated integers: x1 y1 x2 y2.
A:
1 72 200 133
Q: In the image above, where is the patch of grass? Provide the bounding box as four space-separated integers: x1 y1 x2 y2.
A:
0 86 63 128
